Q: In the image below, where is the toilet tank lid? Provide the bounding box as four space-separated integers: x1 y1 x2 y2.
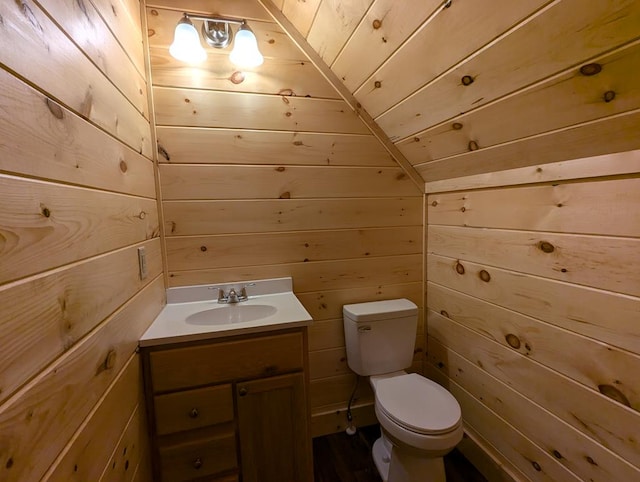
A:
343 299 417 322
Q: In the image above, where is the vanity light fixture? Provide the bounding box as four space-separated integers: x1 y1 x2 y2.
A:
169 13 264 68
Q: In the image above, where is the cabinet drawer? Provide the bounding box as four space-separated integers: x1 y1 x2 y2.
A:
155 384 233 435
159 431 237 481
150 331 304 392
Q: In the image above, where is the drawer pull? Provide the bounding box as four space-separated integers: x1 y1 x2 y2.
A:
193 457 202 470
189 408 199 418
238 387 248 397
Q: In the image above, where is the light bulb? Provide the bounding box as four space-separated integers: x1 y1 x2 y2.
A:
169 16 207 64
229 24 264 68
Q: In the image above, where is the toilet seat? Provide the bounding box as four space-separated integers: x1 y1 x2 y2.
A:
375 373 461 435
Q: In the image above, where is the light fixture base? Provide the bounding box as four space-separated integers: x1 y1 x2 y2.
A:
202 20 233 49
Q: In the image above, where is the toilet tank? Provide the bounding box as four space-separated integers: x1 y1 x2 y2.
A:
343 299 418 376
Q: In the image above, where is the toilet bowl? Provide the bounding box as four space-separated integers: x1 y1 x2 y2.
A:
372 372 463 454
371 372 463 482
343 299 463 482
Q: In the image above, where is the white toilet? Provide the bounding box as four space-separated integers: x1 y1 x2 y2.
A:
343 299 463 482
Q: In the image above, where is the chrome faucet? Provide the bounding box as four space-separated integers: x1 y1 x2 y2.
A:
217 283 255 303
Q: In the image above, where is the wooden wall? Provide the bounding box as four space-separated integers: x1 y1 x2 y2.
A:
274 0 640 479
274 0 640 182
425 153 640 482
0 1 163 481
146 0 424 436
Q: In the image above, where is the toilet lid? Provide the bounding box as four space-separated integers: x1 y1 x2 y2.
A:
375 373 461 435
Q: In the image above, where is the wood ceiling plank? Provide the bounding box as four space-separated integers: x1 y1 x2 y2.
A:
92 0 146 75
281 0 322 37
38 0 148 116
258 0 425 191
330 0 442 92
0 0 152 157
416 109 640 181
306 0 374 65
398 40 640 162
377 0 640 141
355 0 551 118
425 150 640 193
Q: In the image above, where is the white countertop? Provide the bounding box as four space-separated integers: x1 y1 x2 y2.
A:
140 277 313 347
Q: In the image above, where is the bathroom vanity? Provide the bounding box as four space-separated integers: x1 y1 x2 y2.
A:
139 278 313 482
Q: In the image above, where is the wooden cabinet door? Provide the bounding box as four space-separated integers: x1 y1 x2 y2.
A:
236 372 312 482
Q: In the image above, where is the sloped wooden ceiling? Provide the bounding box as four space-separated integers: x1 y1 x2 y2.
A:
273 0 640 183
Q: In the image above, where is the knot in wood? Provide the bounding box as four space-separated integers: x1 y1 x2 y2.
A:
200 246 207 252
479 269 491 282
455 262 465 275
598 384 630 407
461 75 474 86
119 160 128 173
579 63 601 76
538 241 555 253
452 122 463 130
532 461 541 472
45 98 64 119
440 310 449 318
230 71 245 84
104 350 117 370
372 19 382 29
468 140 479 151
374 80 382 89
505 334 521 349
603 90 616 103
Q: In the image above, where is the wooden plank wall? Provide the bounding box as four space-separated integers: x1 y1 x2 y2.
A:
275 1 640 478
274 0 640 182
425 152 640 482
146 0 424 437
0 1 163 481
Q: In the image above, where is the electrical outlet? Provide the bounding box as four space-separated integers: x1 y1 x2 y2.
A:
138 247 148 280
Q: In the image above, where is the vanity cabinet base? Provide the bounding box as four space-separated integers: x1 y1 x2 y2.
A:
141 328 313 482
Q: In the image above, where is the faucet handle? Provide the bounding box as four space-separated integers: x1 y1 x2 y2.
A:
217 288 227 303
239 283 256 301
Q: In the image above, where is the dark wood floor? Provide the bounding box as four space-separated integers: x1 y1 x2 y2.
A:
313 425 487 482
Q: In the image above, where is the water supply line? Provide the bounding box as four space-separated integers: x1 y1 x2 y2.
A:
345 375 360 435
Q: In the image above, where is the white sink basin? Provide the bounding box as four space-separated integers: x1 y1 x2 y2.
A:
139 277 313 347
185 304 278 325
